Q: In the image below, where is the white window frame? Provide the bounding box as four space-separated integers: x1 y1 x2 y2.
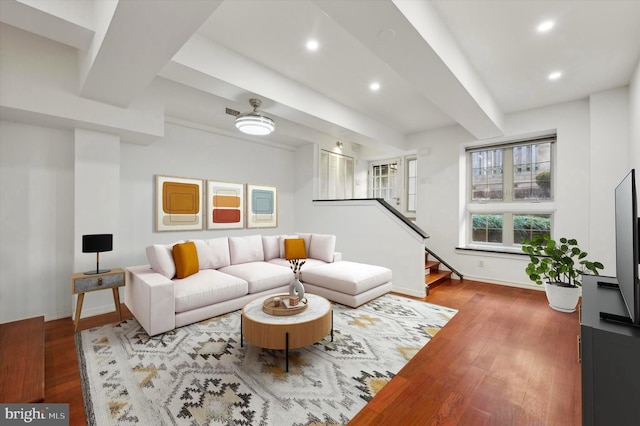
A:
405 156 417 216
369 158 400 205
464 135 556 252
319 150 354 200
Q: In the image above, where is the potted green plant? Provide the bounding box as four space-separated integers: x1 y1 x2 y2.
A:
521 235 604 312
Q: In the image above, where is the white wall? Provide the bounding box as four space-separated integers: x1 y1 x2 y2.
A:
294 144 427 298
0 120 297 322
296 200 427 298
73 129 121 318
630 59 640 170
0 121 75 322
409 97 628 288
119 122 297 268
412 125 471 276
589 87 630 276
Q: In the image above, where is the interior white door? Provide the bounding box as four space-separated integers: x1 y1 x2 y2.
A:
370 159 399 206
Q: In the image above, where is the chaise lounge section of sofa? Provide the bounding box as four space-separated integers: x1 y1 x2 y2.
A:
125 233 392 336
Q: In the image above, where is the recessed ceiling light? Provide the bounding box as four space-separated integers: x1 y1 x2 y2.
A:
548 71 563 81
537 20 555 33
377 28 396 41
306 39 319 51
369 82 381 91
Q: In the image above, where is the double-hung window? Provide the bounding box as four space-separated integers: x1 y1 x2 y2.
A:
466 135 555 250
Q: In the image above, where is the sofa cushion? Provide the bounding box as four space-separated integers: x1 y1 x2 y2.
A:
229 235 264 265
173 242 199 279
146 242 180 279
262 235 280 261
268 257 328 271
302 261 392 295
309 234 336 263
192 239 230 270
174 269 248 313
191 239 213 270
219 262 293 293
206 237 231 269
295 233 312 256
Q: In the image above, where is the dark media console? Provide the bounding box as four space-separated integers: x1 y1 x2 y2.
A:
597 279 638 325
581 275 640 425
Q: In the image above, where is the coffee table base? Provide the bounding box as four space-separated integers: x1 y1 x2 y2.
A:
241 310 334 372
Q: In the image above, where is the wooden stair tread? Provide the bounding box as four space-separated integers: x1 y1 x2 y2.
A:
426 270 452 281
425 260 440 269
425 270 452 290
0 316 45 403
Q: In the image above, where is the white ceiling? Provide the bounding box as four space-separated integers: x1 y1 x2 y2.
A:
1 0 639 154
432 0 640 113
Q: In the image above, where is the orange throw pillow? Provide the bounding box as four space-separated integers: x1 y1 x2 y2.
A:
172 241 199 279
284 238 307 260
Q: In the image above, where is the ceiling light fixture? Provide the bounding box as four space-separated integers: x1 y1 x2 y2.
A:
369 82 381 91
548 71 563 81
537 20 555 33
306 39 319 51
377 28 396 41
235 98 275 136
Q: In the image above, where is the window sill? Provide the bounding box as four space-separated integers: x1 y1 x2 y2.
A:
456 246 528 258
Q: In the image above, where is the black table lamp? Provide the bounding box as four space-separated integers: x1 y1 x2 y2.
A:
82 234 113 275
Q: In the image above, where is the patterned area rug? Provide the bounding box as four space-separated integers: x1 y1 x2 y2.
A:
76 294 456 425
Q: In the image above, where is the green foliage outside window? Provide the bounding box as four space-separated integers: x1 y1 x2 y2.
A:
471 214 503 243
535 171 551 198
472 214 503 229
472 214 551 244
514 215 551 243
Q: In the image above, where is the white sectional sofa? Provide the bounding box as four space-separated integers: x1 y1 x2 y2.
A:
125 233 392 336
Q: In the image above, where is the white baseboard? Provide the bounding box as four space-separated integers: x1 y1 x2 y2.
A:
391 284 427 298
461 275 544 291
42 303 121 322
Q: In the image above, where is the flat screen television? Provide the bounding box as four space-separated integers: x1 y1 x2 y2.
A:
601 169 640 325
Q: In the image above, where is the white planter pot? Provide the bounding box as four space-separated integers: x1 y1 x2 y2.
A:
544 282 581 313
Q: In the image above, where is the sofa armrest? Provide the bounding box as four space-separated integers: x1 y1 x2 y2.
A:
333 252 342 262
125 265 175 336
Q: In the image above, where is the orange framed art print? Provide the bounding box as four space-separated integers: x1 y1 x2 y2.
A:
156 175 203 232
206 180 245 230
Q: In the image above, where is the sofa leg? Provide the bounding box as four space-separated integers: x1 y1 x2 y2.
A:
240 314 243 347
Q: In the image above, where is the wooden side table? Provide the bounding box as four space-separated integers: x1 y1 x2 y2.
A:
71 267 125 331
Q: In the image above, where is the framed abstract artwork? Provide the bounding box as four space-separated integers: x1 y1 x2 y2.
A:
206 180 245 230
246 184 277 228
156 175 203 232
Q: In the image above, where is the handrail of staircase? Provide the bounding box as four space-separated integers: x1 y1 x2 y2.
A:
425 246 463 280
313 198 429 239
313 198 462 279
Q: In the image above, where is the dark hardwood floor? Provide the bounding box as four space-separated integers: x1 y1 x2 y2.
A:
350 279 582 426
40 279 581 425
43 307 135 425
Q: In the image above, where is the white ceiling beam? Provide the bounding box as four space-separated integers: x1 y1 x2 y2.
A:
0 83 164 145
313 0 504 140
0 0 94 50
162 35 407 151
79 0 222 108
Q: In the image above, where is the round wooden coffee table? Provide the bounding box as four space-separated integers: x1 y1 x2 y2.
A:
241 293 333 371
